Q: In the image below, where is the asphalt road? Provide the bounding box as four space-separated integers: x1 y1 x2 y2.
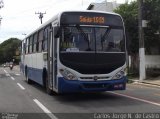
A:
0 66 160 119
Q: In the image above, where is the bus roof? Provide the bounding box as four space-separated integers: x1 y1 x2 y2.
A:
23 10 122 39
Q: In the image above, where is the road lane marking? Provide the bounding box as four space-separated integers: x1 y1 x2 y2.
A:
33 99 58 119
10 76 15 80
17 83 25 90
3 69 8 73
3 69 10 77
15 74 20 76
110 92 160 107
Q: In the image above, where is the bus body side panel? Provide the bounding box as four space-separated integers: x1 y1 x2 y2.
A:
27 67 43 85
25 53 46 85
58 76 127 93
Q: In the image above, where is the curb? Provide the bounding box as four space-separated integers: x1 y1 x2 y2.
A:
132 80 160 88
128 79 160 88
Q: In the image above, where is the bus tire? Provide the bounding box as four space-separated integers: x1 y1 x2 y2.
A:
43 71 52 95
25 66 27 77
46 77 52 95
25 67 32 84
52 91 59 96
43 70 46 88
26 74 32 84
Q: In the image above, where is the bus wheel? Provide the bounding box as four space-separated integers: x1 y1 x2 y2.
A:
46 77 52 95
26 75 32 84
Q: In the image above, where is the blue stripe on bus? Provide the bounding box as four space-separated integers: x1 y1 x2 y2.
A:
21 65 127 93
27 67 43 85
58 77 127 93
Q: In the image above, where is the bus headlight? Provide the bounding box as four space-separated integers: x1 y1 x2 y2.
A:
60 69 77 80
112 68 126 80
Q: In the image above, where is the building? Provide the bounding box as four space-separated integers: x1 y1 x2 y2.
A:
87 1 121 12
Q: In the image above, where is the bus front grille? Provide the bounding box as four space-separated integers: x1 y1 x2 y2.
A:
83 83 111 89
80 76 110 80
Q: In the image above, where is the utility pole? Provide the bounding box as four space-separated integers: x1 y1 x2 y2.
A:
138 0 146 81
35 12 46 24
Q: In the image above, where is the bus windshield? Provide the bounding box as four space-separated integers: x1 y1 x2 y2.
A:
60 25 125 52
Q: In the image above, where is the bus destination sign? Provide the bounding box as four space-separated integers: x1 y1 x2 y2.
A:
61 12 123 26
80 16 105 24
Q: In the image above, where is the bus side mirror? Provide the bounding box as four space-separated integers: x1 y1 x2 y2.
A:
54 26 60 38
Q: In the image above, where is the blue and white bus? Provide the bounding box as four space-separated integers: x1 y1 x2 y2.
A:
20 10 127 94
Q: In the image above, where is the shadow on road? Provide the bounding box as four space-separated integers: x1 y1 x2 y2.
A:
55 92 120 102
26 81 143 110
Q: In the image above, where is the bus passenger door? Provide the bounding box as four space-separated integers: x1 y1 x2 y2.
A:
48 30 53 90
52 27 58 90
48 29 57 92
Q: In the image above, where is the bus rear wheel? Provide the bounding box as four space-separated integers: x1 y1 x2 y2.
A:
45 77 52 95
26 75 32 84
25 68 32 84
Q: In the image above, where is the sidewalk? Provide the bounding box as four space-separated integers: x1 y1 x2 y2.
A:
129 76 160 88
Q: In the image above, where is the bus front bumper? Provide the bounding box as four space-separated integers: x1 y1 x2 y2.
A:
58 77 127 93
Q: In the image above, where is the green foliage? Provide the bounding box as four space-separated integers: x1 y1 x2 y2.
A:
114 1 138 54
0 38 21 64
144 0 160 54
114 0 160 54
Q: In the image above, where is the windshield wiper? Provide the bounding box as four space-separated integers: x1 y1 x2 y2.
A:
76 25 91 50
100 27 111 51
101 27 111 42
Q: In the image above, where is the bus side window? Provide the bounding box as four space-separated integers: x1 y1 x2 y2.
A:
25 39 27 54
36 33 39 52
26 38 28 54
33 33 38 53
38 29 43 52
24 42 26 54
43 25 50 51
29 36 33 53
28 38 31 53
43 29 48 51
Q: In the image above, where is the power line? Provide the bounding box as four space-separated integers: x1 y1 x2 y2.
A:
35 12 46 24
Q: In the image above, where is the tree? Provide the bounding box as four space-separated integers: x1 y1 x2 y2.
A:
114 0 160 55
114 0 160 75
0 38 21 64
114 1 138 54
143 0 160 54
114 2 139 74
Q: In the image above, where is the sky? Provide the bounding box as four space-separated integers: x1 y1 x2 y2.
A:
0 0 126 43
